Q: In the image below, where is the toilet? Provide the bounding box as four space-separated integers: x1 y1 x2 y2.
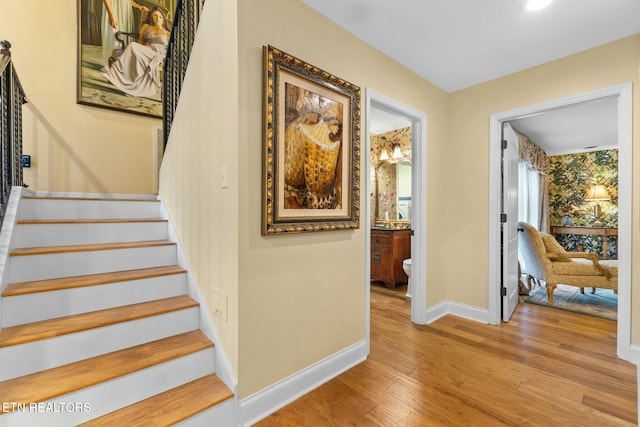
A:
402 259 412 299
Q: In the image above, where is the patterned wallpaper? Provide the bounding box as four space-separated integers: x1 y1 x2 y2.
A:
370 127 411 221
549 149 618 257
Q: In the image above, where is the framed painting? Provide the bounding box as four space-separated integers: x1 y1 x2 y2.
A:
262 45 361 234
77 0 178 117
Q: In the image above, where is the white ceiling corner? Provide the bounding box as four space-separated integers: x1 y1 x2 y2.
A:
301 0 635 153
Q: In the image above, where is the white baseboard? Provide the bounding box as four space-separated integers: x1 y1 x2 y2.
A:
627 344 640 365
425 300 449 323
426 300 489 324
28 191 158 200
239 340 368 426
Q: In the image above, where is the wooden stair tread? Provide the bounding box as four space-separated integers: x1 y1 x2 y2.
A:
0 295 198 347
80 374 233 426
21 196 159 202
0 331 213 410
17 218 167 224
10 240 175 256
3 266 187 297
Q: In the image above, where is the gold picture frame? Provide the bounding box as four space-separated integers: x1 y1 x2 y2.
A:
262 45 361 234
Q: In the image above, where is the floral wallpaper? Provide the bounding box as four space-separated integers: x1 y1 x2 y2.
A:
549 149 618 257
370 127 411 222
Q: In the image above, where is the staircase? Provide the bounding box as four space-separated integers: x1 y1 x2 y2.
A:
0 194 234 426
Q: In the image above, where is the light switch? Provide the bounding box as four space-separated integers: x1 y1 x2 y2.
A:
221 165 228 188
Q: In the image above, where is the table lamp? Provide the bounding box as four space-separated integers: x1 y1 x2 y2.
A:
584 184 611 226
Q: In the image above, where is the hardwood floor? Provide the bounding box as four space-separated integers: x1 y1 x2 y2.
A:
256 283 637 426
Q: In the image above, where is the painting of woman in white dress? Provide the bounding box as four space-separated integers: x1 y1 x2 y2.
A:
104 7 170 97
78 0 177 117
102 0 149 71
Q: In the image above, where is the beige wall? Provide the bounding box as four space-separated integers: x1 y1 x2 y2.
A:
9 0 639 406
447 36 640 337
2 1 158 194
159 0 239 375
237 0 449 398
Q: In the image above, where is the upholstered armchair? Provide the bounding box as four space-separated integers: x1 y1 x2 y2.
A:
517 221 617 304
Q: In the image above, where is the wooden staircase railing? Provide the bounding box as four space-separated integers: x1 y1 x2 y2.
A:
0 40 26 226
162 0 206 148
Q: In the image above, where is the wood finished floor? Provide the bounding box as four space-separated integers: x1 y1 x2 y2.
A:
256 283 637 426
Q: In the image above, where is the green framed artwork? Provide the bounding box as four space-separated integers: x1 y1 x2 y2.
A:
77 0 178 117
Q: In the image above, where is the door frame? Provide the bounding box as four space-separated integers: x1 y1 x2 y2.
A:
487 83 632 360
365 89 428 347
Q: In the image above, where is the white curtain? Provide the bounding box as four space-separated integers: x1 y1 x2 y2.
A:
518 162 541 230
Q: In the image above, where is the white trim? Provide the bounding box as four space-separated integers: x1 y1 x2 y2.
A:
488 83 633 362
0 186 24 291
366 89 428 325
615 83 632 360
158 199 238 406
446 302 490 324
628 344 640 365
28 191 158 200
0 186 26 328
239 340 367 426
364 94 372 356
424 300 449 323
425 301 489 324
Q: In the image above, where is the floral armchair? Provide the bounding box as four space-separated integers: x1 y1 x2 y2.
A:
518 221 617 304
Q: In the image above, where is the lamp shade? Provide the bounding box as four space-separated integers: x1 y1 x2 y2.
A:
392 145 403 160
584 184 611 201
379 149 390 161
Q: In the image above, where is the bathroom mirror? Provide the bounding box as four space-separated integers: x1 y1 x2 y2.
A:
375 159 411 224
397 161 412 220
370 125 412 228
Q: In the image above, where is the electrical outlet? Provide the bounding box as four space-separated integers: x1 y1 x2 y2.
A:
209 288 228 321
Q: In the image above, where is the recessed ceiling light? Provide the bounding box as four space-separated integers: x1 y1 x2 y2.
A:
526 0 552 12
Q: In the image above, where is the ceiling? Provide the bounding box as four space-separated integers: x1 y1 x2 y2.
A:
369 108 411 134
302 0 636 154
508 96 618 156
301 0 640 93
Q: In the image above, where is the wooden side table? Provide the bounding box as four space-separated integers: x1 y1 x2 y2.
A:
550 226 618 259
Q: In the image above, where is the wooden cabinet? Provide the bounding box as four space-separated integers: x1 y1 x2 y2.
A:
371 228 411 288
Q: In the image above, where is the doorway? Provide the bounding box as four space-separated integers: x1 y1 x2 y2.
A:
488 83 632 360
365 89 428 346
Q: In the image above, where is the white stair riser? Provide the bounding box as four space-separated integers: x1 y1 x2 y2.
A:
2 274 188 327
176 398 235 427
14 222 168 247
0 307 201 382
0 349 215 427
19 199 160 220
10 246 177 282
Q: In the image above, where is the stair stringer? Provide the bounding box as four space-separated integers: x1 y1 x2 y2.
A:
0 187 29 322
159 198 239 424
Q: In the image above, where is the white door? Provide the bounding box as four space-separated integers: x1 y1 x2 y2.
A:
502 123 519 321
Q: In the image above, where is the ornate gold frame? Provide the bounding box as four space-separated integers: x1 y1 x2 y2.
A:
262 45 361 235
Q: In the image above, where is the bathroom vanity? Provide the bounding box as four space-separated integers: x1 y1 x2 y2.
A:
371 227 411 288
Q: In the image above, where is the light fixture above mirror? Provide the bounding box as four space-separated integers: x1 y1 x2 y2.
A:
379 143 403 162
391 144 403 160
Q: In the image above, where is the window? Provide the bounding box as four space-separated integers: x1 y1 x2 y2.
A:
518 162 540 229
